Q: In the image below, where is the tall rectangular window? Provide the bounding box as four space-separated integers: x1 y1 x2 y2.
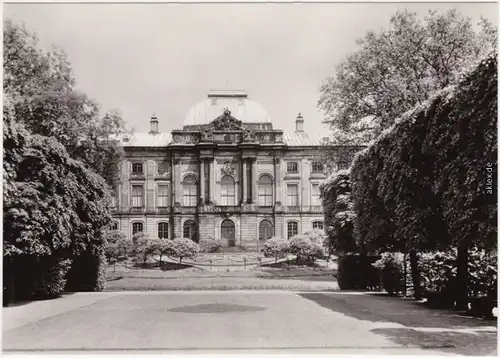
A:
311 184 320 206
131 185 144 207
287 184 298 206
287 221 298 239
157 185 169 207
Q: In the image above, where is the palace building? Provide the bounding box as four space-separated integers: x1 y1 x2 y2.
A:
111 90 362 250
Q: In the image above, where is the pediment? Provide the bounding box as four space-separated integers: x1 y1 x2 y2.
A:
209 108 243 131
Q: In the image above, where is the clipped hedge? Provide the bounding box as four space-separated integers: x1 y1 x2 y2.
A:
337 254 380 290
350 55 497 304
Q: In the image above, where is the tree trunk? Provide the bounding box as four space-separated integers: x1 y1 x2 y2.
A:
409 249 422 300
455 244 469 311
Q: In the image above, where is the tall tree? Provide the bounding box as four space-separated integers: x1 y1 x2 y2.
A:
319 9 497 144
3 19 125 188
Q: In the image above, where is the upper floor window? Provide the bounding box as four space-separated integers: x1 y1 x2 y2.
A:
132 162 143 174
311 161 324 173
157 185 169 207
258 175 273 207
287 162 298 173
287 221 299 239
157 162 168 175
287 184 298 206
338 161 349 170
312 221 324 230
182 175 198 207
158 222 169 239
131 185 144 207
220 176 236 206
311 183 321 206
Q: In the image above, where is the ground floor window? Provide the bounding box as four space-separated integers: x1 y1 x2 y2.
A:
259 219 273 241
132 222 144 238
287 221 298 239
312 221 324 230
158 222 169 239
183 220 198 242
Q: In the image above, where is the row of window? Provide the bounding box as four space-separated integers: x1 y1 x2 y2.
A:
129 161 348 176
118 220 324 240
125 176 321 208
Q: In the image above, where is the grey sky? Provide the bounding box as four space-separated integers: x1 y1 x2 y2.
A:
5 2 498 134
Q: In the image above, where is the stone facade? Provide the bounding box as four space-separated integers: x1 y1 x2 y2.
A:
111 91 362 250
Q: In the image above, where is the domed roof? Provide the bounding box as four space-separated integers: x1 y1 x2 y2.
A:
185 90 271 126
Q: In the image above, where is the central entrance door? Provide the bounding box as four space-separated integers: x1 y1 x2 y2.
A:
221 219 235 247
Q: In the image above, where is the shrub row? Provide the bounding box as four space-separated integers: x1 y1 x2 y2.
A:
262 230 327 264
105 234 200 266
349 55 497 306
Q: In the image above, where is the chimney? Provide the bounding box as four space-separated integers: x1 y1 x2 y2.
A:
295 113 304 132
149 114 158 134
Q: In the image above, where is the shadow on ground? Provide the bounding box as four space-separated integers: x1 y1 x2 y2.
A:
299 293 494 328
299 292 498 356
371 328 497 356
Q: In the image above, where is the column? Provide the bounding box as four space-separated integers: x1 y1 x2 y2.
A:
242 159 247 204
174 159 181 205
251 159 257 203
200 160 205 204
275 158 282 205
209 159 215 203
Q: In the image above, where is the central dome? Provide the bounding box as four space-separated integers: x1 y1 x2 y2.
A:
184 90 271 126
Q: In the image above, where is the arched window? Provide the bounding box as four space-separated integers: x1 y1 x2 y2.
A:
312 221 324 230
259 219 274 241
132 222 143 236
132 162 143 174
258 175 273 207
158 222 169 239
311 161 324 173
110 221 119 231
287 162 298 173
287 221 298 239
183 175 198 207
183 220 198 242
220 176 235 206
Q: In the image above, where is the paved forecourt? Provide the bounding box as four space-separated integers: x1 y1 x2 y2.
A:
2 291 488 354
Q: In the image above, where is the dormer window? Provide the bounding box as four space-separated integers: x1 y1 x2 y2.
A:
311 161 324 173
132 162 143 174
287 162 298 173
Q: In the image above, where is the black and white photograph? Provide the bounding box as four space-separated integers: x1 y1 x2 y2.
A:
2 1 498 355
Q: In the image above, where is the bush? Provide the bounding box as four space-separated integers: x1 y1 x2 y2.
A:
263 237 290 263
65 247 106 292
373 252 405 295
337 254 380 290
168 238 200 264
420 248 497 297
32 257 73 299
289 235 323 265
202 239 223 253
304 229 328 257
